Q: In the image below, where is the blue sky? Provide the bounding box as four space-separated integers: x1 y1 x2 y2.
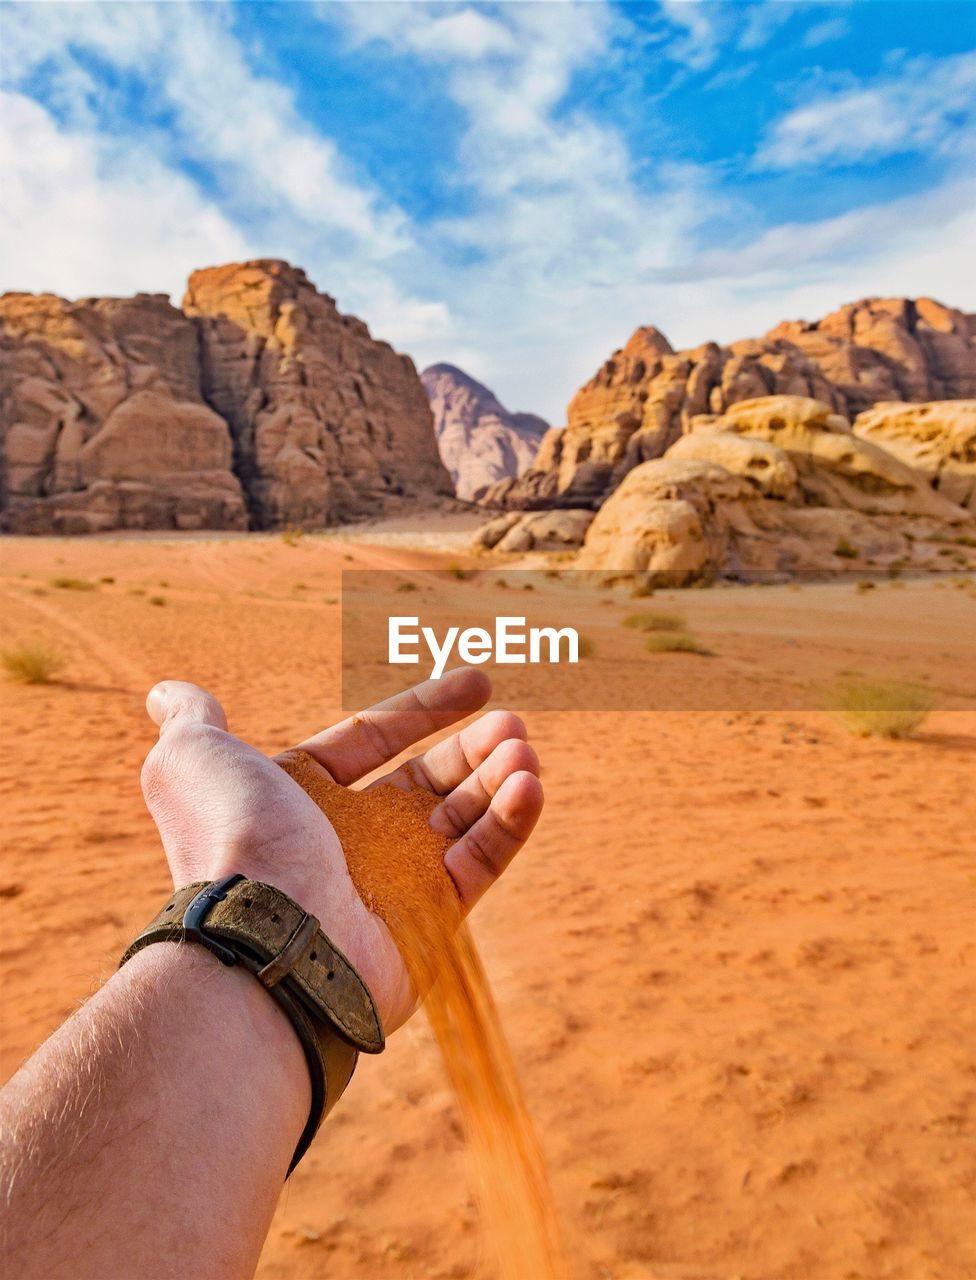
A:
2 1 974 420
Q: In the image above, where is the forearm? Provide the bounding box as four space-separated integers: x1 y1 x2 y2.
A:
0 943 309 1280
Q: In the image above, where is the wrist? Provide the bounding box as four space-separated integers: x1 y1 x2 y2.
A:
118 939 311 1139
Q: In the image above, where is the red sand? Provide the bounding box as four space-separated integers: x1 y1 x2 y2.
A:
1 535 974 1280
277 750 568 1280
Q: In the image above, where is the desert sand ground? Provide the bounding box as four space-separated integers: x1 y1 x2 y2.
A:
1 532 974 1280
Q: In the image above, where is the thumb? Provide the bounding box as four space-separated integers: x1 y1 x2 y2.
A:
146 680 228 736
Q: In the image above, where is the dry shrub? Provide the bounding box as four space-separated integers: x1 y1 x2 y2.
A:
49 576 95 591
148 595 166 607
2 642 65 685
829 677 935 739
624 610 685 632
576 635 595 659
645 631 711 655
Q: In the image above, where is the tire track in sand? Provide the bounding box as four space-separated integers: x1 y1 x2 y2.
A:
2 588 153 692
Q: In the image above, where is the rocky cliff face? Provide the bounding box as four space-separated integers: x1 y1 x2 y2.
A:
421 363 549 502
481 297 976 511
1 260 451 533
185 262 451 528
478 394 976 580
0 292 247 533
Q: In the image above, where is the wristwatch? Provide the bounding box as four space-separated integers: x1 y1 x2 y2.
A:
120 874 385 1174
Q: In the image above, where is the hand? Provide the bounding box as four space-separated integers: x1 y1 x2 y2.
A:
140 669 543 1031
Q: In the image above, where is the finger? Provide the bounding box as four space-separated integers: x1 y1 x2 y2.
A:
445 770 544 912
429 738 540 837
375 708 527 796
296 667 491 786
146 680 228 736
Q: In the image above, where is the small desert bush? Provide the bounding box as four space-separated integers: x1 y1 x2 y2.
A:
2 642 64 685
445 562 473 580
99 575 115 585
645 631 712 655
856 581 876 594
148 595 166 607
576 635 595 659
623 610 685 632
630 579 655 598
395 581 418 593
49 575 96 591
829 677 935 739
834 538 859 560
281 525 303 547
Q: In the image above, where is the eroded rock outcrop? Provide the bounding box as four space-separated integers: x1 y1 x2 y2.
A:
0 292 247 533
573 396 975 581
184 262 451 528
421 363 548 501
486 297 976 512
687 396 965 521
1 260 452 532
853 400 976 512
576 453 972 581
473 507 594 554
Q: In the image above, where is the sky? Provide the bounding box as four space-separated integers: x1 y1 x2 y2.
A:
2 1 975 422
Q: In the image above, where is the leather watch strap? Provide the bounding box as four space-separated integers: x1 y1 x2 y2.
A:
120 876 384 1174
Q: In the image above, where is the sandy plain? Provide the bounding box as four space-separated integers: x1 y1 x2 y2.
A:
1 530 974 1280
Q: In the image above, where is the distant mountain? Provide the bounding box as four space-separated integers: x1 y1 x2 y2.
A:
421 363 549 501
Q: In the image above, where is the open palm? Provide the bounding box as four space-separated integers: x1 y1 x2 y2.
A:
140 668 542 1031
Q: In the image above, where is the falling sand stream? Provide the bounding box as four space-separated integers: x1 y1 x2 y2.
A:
277 749 569 1280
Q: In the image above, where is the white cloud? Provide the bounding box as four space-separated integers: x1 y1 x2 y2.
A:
658 0 721 70
1 3 408 256
332 2 516 61
643 178 976 329
1 0 973 428
802 16 850 49
0 1 456 352
737 1 799 53
758 51 976 169
324 2 726 412
0 91 251 299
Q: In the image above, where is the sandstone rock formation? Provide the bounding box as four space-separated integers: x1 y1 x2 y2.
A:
853 400 976 513
687 396 965 521
1 260 452 533
768 298 976 409
473 507 594 554
483 297 975 512
0 292 247 533
421 363 548 502
574 396 975 581
575 453 970 582
183 262 451 528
